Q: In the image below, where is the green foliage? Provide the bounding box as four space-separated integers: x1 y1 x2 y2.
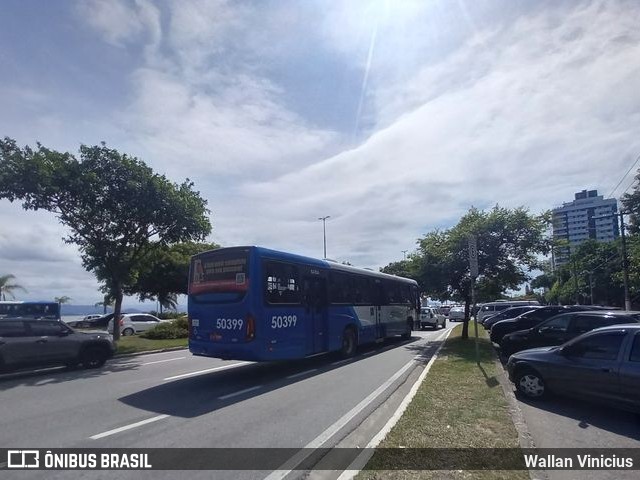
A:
380 260 414 279
125 241 219 312
0 274 26 301
406 206 549 338
54 295 72 305
0 138 211 340
141 317 189 339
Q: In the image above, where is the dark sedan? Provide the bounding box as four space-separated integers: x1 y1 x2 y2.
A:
507 324 640 412
500 311 640 358
482 306 541 329
490 305 602 346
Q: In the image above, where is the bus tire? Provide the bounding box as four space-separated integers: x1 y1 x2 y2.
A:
340 327 357 358
401 319 412 339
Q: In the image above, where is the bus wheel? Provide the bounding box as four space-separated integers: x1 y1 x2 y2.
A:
340 328 357 357
401 320 412 339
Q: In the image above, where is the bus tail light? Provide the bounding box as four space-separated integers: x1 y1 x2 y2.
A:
246 314 255 341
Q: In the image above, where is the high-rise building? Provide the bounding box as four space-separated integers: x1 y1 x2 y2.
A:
552 190 618 268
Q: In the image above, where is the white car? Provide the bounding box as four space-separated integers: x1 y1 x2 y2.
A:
107 314 168 336
418 307 446 330
448 306 465 321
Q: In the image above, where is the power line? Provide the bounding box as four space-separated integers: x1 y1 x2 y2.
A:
608 152 640 199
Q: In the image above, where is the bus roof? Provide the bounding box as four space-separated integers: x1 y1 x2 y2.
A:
0 301 58 305
194 246 418 286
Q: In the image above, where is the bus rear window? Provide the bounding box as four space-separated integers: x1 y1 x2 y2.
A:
190 250 249 295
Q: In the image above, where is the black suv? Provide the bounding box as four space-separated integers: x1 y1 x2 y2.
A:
0 319 115 373
500 311 640 358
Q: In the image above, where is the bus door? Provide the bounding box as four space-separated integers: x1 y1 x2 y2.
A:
303 274 328 355
374 280 385 340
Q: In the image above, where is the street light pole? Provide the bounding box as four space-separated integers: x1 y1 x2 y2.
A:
401 250 408 260
318 216 330 259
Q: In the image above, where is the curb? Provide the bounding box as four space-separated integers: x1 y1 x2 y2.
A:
337 327 454 480
495 357 549 480
114 346 188 358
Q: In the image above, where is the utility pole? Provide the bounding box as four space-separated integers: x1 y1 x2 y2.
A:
401 250 408 260
318 216 330 259
620 213 631 311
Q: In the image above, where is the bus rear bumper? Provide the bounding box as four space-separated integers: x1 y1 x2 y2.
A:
189 339 310 362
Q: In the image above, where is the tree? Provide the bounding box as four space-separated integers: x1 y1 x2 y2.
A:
380 260 414 279
0 274 26 300
125 241 219 313
94 295 114 315
412 206 549 339
54 296 72 305
0 138 211 341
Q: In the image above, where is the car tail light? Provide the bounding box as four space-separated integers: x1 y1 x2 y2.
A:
246 314 255 341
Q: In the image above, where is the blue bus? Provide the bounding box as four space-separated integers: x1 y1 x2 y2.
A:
0 301 61 320
188 246 419 361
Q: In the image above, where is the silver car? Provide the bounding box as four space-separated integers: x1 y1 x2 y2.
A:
0 319 115 372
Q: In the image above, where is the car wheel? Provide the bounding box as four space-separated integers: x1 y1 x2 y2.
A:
515 369 547 399
81 347 108 369
122 328 135 336
340 328 357 357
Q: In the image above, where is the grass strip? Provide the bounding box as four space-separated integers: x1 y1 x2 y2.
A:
115 336 187 355
358 323 528 480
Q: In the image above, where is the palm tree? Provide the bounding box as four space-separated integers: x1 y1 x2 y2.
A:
95 294 114 315
0 274 27 301
54 295 72 305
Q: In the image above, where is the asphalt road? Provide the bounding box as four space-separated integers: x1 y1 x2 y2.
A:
0 325 453 480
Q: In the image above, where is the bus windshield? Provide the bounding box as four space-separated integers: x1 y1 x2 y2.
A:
0 301 60 320
190 249 250 303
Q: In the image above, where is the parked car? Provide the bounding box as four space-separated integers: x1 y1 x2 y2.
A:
507 324 640 411
476 300 540 323
107 313 167 336
418 307 446 330
482 306 541 329
66 313 116 329
448 306 465 322
489 306 601 346
0 319 115 372
500 311 640 358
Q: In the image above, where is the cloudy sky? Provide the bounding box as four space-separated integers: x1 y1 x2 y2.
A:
1 0 639 306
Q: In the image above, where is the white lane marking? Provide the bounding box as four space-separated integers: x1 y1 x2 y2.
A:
337 328 454 480
264 358 417 480
163 362 250 381
285 369 317 380
330 359 350 366
90 414 169 440
218 385 262 400
141 356 186 366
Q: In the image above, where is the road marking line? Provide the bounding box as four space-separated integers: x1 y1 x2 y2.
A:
141 356 185 366
337 328 454 480
218 385 262 400
90 414 169 440
286 369 317 380
330 359 350 366
264 358 417 480
163 362 250 381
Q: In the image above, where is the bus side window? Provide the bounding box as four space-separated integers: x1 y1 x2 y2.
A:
265 262 300 304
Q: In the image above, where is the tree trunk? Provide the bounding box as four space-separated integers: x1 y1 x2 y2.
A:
112 287 124 342
159 302 163 315
461 297 471 339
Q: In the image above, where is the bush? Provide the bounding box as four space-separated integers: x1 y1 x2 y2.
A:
141 317 188 339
